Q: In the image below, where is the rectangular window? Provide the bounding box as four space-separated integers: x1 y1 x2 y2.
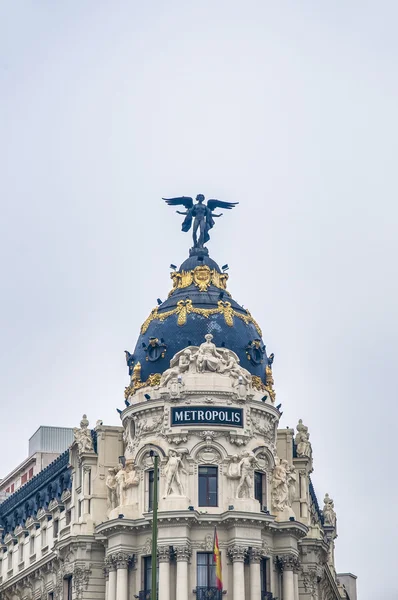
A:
10 483 14 493
78 500 82 518
65 510 71 525
41 528 47 548
143 556 159 593
7 549 12 571
197 552 217 589
18 543 24 563
21 473 27 484
254 472 266 506
28 467 34 479
199 467 218 507
147 470 159 512
53 520 59 538
30 536 35 555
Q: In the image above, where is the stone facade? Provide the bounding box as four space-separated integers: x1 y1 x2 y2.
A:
0 243 356 600
0 345 355 600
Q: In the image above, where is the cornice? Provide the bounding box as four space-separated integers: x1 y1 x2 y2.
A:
95 510 308 539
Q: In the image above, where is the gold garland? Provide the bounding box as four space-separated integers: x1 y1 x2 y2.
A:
124 373 162 398
169 265 229 296
140 299 262 336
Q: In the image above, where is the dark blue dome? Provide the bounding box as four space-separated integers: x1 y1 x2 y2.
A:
129 250 269 386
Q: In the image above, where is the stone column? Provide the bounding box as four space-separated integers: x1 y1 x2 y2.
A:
248 548 262 600
107 560 117 600
175 545 192 600
277 555 300 600
293 571 299 600
228 546 247 600
158 546 171 600
116 553 133 600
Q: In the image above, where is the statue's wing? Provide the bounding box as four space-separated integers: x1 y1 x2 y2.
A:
163 196 194 209
207 199 239 211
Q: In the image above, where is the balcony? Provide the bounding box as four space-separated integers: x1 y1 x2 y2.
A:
195 588 223 600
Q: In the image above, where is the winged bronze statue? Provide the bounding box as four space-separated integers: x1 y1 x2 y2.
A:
163 194 238 248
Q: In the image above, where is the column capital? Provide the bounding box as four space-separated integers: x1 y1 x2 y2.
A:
275 554 300 572
227 545 248 563
107 552 134 570
158 545 172 563
248 547 263 563
174 544 192 562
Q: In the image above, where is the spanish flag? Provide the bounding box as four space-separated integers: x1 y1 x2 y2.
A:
213 527 222 591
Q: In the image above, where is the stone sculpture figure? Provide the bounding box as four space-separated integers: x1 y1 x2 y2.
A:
160 348 193 385
163 449 187 497
271 459 289 512
115 465 127 506
163 194 239 248
73 415 94 454
106 468 118 510
236 451 258 499
227 455 241 479
295 419 312 458
196 334 223 372
323 493 337 527
221 353 252 385
123 460 140 504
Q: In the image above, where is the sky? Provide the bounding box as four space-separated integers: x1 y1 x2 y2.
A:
1 1 397 597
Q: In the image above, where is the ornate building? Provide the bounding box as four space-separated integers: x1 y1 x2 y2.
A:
0 205 357 600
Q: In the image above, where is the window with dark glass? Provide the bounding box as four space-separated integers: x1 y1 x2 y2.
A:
65 577 72 600
143 556 159 595
261 558 269 595
198 466 218 507
148 469 159 512
197 552 217 589
254 471 266 506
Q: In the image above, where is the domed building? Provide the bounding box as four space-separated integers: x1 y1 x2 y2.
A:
0 213 357 600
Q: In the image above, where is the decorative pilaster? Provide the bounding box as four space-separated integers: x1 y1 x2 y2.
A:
175 545 192 600
228 546 248 600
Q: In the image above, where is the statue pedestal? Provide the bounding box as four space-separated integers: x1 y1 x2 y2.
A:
228 497 260 513
189 246 209 257
273 506 295 522
159 495 191 512
108 504 140 520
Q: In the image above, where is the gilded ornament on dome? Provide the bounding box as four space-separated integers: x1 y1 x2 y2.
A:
193 264 212 291
251 375 267 392
124 372 162 398
140 298 262 336
264 364 276 403
168 265 229 296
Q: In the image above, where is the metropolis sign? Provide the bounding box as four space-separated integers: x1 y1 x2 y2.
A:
171 406 243 428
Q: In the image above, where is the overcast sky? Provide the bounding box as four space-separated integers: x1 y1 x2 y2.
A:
1 2 397 597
